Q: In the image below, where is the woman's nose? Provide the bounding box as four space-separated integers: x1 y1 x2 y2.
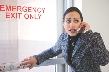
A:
70 22 75 27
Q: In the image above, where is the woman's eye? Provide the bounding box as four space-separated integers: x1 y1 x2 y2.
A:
66 20 71 23
74 20 79 23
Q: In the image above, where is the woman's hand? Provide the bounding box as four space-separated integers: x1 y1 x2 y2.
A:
80 22 90 33
21 56 37 70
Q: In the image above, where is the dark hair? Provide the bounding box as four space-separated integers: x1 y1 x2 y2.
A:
63 7 83 22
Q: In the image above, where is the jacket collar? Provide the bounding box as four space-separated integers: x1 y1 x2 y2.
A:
63 32 84 58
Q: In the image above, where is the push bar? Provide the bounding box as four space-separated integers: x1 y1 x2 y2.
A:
0 58 65 72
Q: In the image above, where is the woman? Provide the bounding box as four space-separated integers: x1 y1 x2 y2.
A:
21 7 109 72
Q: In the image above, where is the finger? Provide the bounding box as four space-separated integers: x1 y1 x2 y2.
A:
24 58 29 61
21 61 31 66
82 23 88 28
29 63 35 70
21 58 29 62
82 22 86 26
80 22 85 27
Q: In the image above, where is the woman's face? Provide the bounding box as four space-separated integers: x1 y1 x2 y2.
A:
63 11 81 36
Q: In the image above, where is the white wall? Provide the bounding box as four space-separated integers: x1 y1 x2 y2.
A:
82 0 109 72
0 0 18 72
0 0 18 62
